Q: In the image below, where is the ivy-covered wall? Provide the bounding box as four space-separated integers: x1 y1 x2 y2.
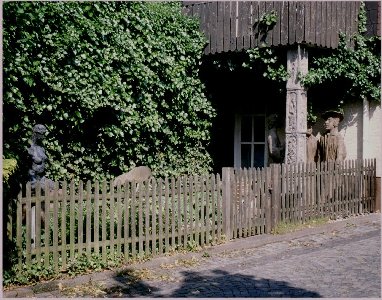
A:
3 2 215 181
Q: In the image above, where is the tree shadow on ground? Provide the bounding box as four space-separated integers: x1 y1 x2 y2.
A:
168 269 321 298
108 268 321 298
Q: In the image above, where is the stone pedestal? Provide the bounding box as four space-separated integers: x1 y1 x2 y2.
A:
285 45 308 164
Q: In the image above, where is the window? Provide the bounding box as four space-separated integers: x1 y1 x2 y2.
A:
234 114 266 168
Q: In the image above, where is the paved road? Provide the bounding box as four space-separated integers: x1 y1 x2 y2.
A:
3 213 381 298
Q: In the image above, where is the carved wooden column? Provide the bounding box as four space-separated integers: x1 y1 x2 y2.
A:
285 45 308 164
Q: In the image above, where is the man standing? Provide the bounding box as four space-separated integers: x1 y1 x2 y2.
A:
318 110 347 162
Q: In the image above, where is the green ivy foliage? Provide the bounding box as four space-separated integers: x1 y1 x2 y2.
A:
2 158 18 184
301 2 381 103
207 10 288 85
3 1 215 181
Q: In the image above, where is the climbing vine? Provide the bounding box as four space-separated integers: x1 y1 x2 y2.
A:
207 10 288 86
301 2 381 105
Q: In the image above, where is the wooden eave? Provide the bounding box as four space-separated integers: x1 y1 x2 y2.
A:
182 1 366 55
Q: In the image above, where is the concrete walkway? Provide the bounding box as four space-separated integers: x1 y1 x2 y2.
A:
3 213 381 298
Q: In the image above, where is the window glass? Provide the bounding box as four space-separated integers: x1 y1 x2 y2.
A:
241 116 252 142
253 144 265 168
253 116 265 142
241 144 252 168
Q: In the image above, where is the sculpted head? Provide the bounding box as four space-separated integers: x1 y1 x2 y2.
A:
32 124 47 143
322 111 343 133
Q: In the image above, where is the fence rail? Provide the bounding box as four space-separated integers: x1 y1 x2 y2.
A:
9 158 377 272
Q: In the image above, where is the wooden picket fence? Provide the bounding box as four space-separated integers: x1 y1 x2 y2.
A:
9 158 377 272
12 174 223 272
227 158 377 239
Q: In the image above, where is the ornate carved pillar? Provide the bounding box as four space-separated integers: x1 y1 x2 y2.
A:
285 45 308 164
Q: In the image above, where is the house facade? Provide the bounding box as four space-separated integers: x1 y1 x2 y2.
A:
182 1 381 203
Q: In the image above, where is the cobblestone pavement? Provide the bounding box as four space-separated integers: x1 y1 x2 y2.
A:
3 213 381 298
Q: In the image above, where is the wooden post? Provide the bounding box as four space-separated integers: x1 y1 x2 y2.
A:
222 168 233 240
271 164 280 230
285 44 308 164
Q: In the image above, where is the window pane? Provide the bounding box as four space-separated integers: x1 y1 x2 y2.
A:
253 116 265 142
241 116 252 142
241 144 252 168
253 144 265 168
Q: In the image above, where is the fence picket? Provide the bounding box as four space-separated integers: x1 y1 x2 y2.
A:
53 182 59 271
101 181 107 263
183 176 188 248
94 181 100 256
247 169 254 236
146 179 151 256
205 175 211 244
176 177 182 247
151 179 157 256
200 175 206 247
131 181 137 256
216 173 222 240
164 178 170 253
368 159 372 211
194 175 200 246
344 160 349 215
253 168 260 232
356 159 360 214
372 158 376 212
117 183 123 257
306 163 311 220
70 181 76 260
16 186 22 270
171 177 176 250
26 182 32 266
238 170 243 237
110 181 115 258
230 172 236 239
244 169 250 237
86 181 92 256
302 162 307 223
157 178 163 254
138 181 144 254
78 181 84 255
44 182 50 268
35 182 42 265
189 176 195 243
61 181 67 268
354 159 358 214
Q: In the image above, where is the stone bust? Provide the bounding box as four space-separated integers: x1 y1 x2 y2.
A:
318 110 347 162
27 124 53 189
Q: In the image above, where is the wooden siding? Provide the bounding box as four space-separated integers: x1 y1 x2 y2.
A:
182 1 362 54
365 1 381 36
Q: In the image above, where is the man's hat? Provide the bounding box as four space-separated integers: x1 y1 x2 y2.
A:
322 110 344 122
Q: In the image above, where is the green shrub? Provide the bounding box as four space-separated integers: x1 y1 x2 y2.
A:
2 158 18 184
3 1 215 182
